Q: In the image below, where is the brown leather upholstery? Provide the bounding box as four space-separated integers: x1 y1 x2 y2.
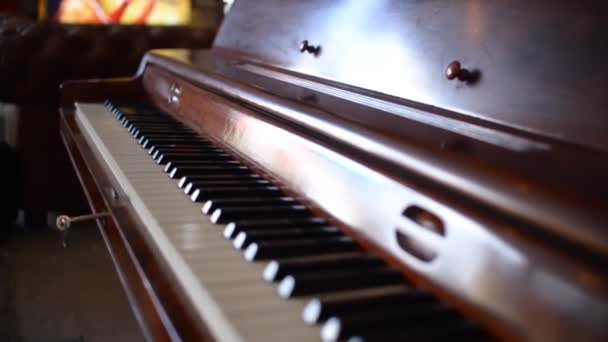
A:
0 15 218 217
0 16 217 104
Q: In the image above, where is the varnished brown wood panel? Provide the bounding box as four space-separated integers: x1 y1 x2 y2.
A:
214 0 608 152
142 65 608 342
142 51 608 261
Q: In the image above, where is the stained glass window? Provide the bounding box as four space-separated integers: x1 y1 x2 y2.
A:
56 0 191 25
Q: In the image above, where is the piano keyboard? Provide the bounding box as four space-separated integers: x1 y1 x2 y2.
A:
74 101 487 341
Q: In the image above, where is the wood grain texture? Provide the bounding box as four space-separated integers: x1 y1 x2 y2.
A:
142 51 608 262
214 0 608 152
141 65 608 342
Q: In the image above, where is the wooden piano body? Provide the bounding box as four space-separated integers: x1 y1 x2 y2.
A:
59 1 608 341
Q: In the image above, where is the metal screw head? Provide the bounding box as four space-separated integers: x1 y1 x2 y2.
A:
56 215 71 231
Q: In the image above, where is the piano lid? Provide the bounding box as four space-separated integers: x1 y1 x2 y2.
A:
213 0 608 153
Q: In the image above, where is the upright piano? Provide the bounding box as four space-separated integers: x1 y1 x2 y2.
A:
58 1 608 341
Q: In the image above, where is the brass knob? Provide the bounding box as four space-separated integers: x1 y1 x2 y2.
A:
446 61 471 82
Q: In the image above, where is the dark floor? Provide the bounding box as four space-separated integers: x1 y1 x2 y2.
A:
0 223 144 342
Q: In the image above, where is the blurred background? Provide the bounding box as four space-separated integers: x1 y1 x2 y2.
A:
0 0 235 25
0 1 231 341
0 0 227 220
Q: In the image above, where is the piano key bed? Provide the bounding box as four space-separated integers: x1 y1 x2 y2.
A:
72 101 487 341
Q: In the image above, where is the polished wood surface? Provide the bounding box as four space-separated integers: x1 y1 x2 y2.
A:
215 0 608 152
140 63 608 341
142 50 608 261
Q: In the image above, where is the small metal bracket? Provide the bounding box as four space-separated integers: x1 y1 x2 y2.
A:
55 212 110 248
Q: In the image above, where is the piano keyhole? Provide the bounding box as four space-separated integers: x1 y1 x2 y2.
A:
394 205 444 262
395 230 437 262
402 205 445 236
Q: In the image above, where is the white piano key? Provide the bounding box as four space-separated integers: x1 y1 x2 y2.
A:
75 103 321 341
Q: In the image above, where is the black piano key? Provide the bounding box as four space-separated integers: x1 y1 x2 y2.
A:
185 180 270 196
121 116 174 123
169 165 251 179
157 156 236 172
128 122 185 129
129 125 190 132
301 287 434 325
146 141 214 148
129 127 143 137
223 217 327 239
243 236 358 262
160 152 230 160
320 306 463 342
210 205 311 224
124 119 178 127
131 128 188 136
120 117 132 126
126 120 175 127
178 174 262 189
110 109 124 119
142 137 209 149
117 110 170 117
125 117 179 123
138 133 203 142
121 116 176 123
190 186 282 203
133 129 196 139
151 146 223 157
154 151 226 165
277 267 404 298
141 137 211 148
130 124 186 131
153 148 222 159
164 159 240 174
164 160 241 174
201 196 295 215
150 146 226 165
125 119 171 126
263 252 382 282
234 226 341 250
345 321 487 342
127 121 183 127
116 108 158 115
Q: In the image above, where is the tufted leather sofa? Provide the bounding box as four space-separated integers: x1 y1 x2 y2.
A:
0 15 217 104
0 14 219 222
